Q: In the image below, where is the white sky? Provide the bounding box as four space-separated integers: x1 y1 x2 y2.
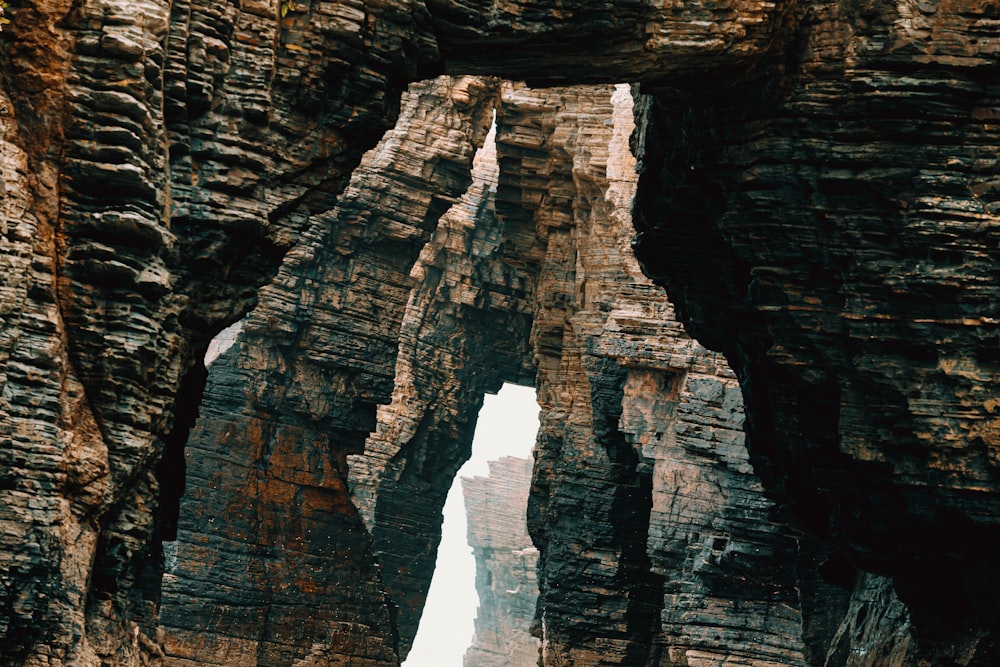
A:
402 383 540 667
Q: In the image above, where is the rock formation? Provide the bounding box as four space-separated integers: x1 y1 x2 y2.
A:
628 4 1000 661
157 75 500 665
462 456 540 667
1 0 999 665
496 83 807 667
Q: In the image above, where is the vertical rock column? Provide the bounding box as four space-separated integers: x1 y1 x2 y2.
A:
497 83 667 666
158 76 497 667
463 456 541 667
347 114 539 658
497 85 807 666
0 0 177 661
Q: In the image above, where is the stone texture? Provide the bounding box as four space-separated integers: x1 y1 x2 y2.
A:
157 75 498 666
346 109 537 658
629 0 1000 660
424 0 782 85
496 84 805 667
1 0 446 661
462 456 540 667
2 0 1000 665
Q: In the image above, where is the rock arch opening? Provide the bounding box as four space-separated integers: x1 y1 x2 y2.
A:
3 1 1000 664
403 383 539 666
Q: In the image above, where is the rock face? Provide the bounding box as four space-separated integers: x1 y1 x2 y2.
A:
628 2 1000 661
345 107 538 657
496 84 805 667
462 456 540 667
0 0 447 661
2 0 1000 666
157 75 499 665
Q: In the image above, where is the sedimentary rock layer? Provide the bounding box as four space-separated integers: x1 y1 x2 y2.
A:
345 100 537 656
630 1 1000 660
157 75 497 666
463 456 540 667
1 0 999 665
1 0 445 661
496 84 805 666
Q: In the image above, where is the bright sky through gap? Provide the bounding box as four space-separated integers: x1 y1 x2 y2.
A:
402 383 540 667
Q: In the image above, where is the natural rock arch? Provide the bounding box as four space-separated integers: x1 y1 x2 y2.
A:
1 0 998 665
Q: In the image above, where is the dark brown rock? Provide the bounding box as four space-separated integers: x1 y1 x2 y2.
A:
496 84 805 667
345 109 538 658
157 75 498 666
2 0 446 660
629 1 1000 659
2 0 1000 665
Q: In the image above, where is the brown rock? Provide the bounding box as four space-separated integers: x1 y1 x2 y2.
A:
158 75 498 666
1 0 1000 664
463 456 540 667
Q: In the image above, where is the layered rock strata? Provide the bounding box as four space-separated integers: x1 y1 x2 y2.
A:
497 84 805 666
1 0 999 665
629 2 1000 661
0 0 446 661
344 110 537 655
157 75 498 666
165 79 809 667
463 456 540 667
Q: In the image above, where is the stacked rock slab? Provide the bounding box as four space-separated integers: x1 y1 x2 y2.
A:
164 78 809 667
2 0 1000 664
496 84 806 666
462 456 541 667
345 107 538 656
157 76 497 666
0 0 443 662
629 1 1000 661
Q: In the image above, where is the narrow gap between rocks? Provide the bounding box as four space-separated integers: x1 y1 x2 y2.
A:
403 383 540 666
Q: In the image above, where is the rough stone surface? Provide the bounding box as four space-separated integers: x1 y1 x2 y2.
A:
345 108 537 659
1 0 444 661
629 1 1000 661
496 84 805 667
157 75 497 666
462 456 540 667
2 0 1000 665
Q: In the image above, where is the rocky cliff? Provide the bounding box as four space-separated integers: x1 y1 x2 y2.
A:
496 83 807 666
462 456 540 667
1 0 999 665
156 74 501 666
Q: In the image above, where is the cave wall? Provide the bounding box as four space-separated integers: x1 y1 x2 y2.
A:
2 0 1000 665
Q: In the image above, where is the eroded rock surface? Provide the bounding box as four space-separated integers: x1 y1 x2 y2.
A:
496 84 805 667
345 100 537 657
463 456 540 667
1 0 1000 665
157 75 497 666
0 0 446 661
629 1 1000 660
